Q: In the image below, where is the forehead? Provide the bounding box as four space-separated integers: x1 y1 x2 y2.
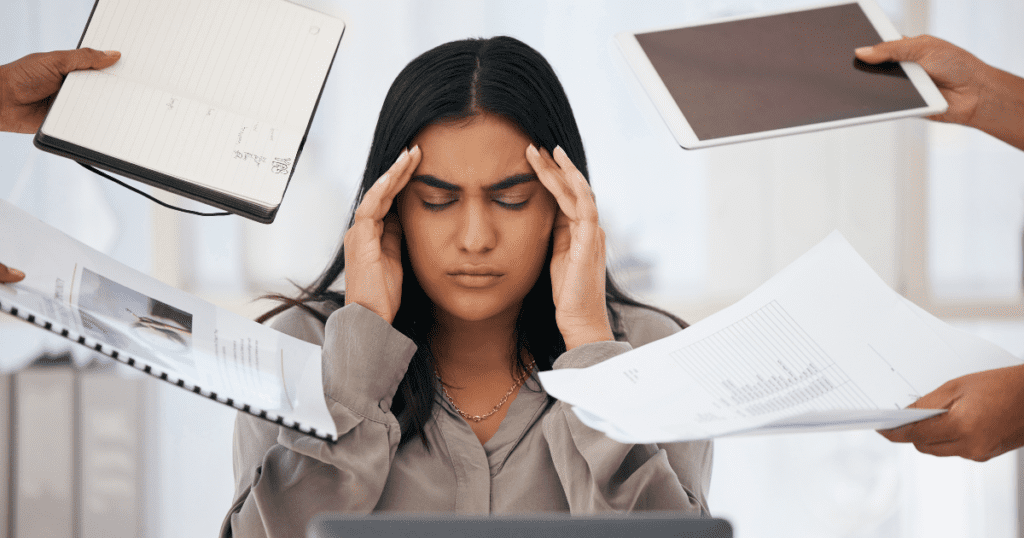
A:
410 114 532 186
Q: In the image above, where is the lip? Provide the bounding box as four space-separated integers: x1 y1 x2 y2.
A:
448 265 504 276
448 266 505 287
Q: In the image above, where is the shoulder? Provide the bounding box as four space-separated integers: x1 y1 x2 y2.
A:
266 301 340 346
612 302 685 349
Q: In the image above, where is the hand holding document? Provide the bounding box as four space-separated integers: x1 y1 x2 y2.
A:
0 199 337 440
539 232 1021 443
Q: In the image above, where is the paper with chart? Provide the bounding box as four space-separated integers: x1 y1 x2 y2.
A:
538 232 1022 443
0 200 337 440
36 0 344 220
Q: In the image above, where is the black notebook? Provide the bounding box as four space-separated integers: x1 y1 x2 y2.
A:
34 0 345 223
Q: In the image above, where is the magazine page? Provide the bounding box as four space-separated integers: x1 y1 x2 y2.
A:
0 200 336 439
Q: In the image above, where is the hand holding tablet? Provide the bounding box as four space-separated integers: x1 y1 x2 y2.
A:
616 0 948 149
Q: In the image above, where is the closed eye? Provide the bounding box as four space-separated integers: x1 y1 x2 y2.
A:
421 197 457 211
493 194 529 209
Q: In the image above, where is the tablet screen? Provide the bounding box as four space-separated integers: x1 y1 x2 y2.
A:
634 3 927 141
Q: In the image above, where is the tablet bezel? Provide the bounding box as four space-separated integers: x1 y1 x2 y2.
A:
615 0 948 149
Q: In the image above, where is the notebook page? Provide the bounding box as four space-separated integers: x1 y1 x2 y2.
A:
42 0 344 206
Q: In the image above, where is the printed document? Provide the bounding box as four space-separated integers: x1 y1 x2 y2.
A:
0 200 336 440
539 232 1021 443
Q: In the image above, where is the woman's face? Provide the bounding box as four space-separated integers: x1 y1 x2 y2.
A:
397 113 558 323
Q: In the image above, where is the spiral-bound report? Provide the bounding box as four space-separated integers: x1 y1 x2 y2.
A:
33 0 345 223
0 200 338 442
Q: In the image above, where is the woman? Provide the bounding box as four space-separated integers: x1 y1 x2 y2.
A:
221 36 711 538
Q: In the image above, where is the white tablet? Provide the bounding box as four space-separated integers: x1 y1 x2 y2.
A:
616 0 947 149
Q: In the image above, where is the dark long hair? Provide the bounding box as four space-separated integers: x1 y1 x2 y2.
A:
259 36 686 447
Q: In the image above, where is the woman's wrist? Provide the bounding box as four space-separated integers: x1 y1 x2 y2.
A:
559 318 615 350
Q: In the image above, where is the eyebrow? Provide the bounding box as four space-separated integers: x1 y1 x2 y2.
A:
411 173 538 192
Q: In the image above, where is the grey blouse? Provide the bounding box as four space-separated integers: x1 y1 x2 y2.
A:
220 302 713 538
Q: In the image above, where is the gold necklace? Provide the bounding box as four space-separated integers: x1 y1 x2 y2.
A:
434 360 535 422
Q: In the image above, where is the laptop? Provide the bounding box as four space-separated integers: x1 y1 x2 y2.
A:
307 513 733 538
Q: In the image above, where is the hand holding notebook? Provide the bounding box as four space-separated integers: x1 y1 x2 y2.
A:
0 48 121 133
33 0 345 222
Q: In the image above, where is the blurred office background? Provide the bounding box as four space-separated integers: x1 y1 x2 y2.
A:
1 0 1022 536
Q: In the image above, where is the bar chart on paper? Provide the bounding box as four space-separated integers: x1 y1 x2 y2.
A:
539 232 1023 443
672 301 877 422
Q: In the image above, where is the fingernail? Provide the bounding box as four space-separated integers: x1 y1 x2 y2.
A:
9 268 24 279
410 145 420 155
855 46 872 55
104 50 120 57
554 145 566 158
526 144 539 156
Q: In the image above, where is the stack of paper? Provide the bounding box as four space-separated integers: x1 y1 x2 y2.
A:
539 232 1021 443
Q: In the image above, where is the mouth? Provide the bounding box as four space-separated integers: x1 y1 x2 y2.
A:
448 268 505 287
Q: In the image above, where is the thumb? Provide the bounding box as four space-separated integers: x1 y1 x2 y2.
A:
46 48 121 75
0 263 26 283
855 36 920 64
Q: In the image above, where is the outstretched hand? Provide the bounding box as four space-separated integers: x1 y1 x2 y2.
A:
343 146 422 324
856 35 1024 151
855 35 987 126
878 364 1024 461
526 145 613 350
0 48 121 134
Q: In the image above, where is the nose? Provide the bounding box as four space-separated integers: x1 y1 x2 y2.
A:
457 199 497 253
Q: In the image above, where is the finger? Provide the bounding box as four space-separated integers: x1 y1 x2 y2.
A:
46 48 121 75
883 410 958 444
855 35 928 64
912 439 970 459
383 144 421 200
877 423 916 443
354 146 420 222
526 144 578 220
0 263 26 283
552 145 598 221
908 378 960 411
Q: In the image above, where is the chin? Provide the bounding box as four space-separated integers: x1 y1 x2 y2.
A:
434 290 522 323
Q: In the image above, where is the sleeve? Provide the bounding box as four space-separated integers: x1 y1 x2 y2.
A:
220 304 418 538
541 306 712 515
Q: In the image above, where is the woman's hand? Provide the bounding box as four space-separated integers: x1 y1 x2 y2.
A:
0 263 25 283
526 144 614 350
0 48 121 133
343 146 421 324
